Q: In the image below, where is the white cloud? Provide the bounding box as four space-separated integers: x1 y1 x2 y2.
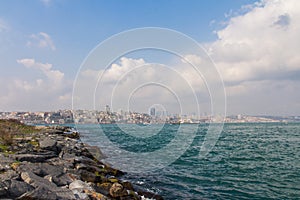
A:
0 59 71 111
225 79 300 115
3 0 300 115
82 56 208 92
79 0 299 115
103 57 146 82
17 58 64 84
204 0 300 114
76 57 208 114
27 32 56 51
209 0 300 85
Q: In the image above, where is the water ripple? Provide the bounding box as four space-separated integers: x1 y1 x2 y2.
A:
79 123 300 199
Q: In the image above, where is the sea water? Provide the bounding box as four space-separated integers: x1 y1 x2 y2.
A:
76 123 300 199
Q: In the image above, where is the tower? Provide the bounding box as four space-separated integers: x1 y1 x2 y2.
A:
105 105 110 114
150 107 155 116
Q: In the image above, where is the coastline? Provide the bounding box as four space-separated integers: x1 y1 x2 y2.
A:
0 119 163 200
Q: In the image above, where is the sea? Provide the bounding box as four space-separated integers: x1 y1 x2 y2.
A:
73 123 300 200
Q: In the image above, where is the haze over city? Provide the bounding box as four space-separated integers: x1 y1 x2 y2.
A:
0 0 300 116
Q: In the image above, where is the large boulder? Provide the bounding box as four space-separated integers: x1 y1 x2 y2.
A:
0 154 14 172
2 180 34 198
47 157 75 170
17 162 73 186
39 137 58 152
69 180 94 200
65 131 80 139
82 145 106 160
0 182 8 197
72 189 90 200
17 186 58 200
95 182 111 196
52 173 74 186
10 151 57 162
74 156 102 167
17 162 58 176
59 149 76 160
0 170 18 182
109 182 127 198
75 163 104 173
78 169 102 183
69 180 94 191
21 171 75 199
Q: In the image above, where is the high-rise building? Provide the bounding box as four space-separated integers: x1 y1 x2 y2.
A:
105 105 110 113
150 107 155 116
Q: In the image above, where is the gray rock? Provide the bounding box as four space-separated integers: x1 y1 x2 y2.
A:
65 131 80 139
0 154 14 171
72 189 90 200
21 171 57 188
78 169 101 183
17 142 35 153
69 180 94 191
109 182 126 198
47 157 75 169
38 162 64 177
84 145 106 160
69 180 94 200
17 162 37 173
39 137 58 152
44 174 53 182
3 180 34 198
17 162 43 175
0 163 11 173
17 187 57 200
74 156 98 166
18 162 73 186
21 171 75 199
94 184 110 197
0 182 8 197
75 163 104 173
52 173 73 186
0 170 18 181
59 150 76 160
59 142 80 155
10 151 56 162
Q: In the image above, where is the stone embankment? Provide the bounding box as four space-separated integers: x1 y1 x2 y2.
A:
0 124 163 200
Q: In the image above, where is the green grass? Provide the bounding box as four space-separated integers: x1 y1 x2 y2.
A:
0 144 15 156
0 119 37 133
29 140 39 147
0 144 8 151
0 119 38 146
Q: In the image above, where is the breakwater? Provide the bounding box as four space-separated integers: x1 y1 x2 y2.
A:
0 120 163 200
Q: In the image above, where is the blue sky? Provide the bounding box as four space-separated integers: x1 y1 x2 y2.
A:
1 0 300 115
0 0 255 77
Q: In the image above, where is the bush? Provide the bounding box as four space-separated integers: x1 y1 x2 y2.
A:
0 128 14 146
0 119 38 146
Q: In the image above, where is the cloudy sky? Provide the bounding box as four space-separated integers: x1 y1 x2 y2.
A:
0 0 300 116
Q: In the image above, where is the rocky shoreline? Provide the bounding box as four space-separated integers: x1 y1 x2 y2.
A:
0 121 163 200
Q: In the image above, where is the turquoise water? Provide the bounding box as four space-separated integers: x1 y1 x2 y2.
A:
77 123 300 199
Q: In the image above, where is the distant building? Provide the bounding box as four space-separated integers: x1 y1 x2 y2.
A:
150 107 155 116
105 105 110 114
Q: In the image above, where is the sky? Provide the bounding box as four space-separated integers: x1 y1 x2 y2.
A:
0 0 300 116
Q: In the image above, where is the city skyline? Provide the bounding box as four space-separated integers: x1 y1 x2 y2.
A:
2 109 299 125
0 0 300 115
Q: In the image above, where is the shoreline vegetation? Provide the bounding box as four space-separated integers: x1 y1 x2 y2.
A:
0 119 163 200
